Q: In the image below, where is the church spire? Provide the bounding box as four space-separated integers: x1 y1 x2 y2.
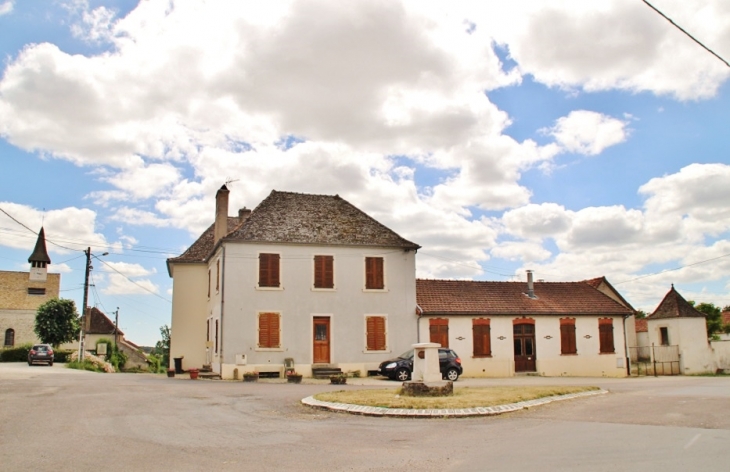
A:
28 227 51 282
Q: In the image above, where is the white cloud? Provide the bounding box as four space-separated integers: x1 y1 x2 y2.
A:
545 110 629 156
0 1 13 16
101 261 159 295
501 203 572 239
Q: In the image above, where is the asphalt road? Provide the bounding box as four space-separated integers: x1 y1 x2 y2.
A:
1 363 729 471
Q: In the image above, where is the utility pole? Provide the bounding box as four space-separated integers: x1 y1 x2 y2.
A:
78 247 91 361
114 307 119 347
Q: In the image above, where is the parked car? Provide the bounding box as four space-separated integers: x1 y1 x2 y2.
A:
378 348 462 381
28 344 54 366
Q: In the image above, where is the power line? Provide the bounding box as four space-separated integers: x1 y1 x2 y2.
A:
94 255 171 303
615 251 730 285
642 0 730 68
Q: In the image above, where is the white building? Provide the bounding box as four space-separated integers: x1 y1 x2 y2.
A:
167 186 420 379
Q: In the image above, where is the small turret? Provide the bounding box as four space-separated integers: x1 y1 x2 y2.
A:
28 227 51 282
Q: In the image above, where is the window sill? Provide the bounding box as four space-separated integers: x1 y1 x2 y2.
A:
255 348 285 352
256 286 284 291
362 288 389 293
599 351 616 355
363 349 390 354
311 288 336 292
472 355 492 358
560 353 578 356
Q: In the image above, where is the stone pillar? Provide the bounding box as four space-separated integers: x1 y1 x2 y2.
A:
411 342 441 383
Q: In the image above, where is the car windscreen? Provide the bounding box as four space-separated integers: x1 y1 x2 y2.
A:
398 349 414 360
34 345 49 352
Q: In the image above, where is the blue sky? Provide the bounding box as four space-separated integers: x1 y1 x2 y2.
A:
1 0 729 346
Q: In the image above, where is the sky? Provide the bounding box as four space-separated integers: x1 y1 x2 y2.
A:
1 0 729 347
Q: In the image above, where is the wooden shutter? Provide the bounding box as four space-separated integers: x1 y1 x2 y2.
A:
366 316 386 351
429 318 449 348
472 318 491 357
365 257 384 289
216 260 220 291
314 255 334 289
599 318 614 353
560 318 577 354
259 253 280 287
258 312 281 348
207 269 211 298
215 319 219 353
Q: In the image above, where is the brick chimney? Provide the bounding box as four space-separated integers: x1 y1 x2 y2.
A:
238 207 251 224
214 185 230 244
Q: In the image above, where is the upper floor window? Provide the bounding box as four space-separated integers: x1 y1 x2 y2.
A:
207 269 211 298
560 318 577 355
216 259 220 292
599 318 615 354
259 253 280 288
365 256 384 290
313 255 334 289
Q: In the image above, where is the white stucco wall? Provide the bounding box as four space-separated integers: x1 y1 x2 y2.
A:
169 263 209 371
418 315 628 378
710 340 730 371
646 317 714 374
216 243 418 379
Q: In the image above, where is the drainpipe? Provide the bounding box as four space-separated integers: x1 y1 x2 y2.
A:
623 314 631 376
219 245 226 376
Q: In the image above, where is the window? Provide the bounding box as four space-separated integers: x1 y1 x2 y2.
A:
258 253 280 288
216 259 220 292
660 327 670 346
4 328 14 347
365 256 384 290
215 319 219 354
206 319 210 342
472 318 491 357
313 255 334 289
598 318 615 353
27 287 46 295
207 269 211 298
258 312 281 348
429 318 449 348
366 316 386 351
560 318 577 355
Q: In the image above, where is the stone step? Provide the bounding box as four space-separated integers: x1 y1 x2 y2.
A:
312 367 342 379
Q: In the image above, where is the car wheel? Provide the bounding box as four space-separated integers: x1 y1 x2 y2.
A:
27 361 32 366
395 367 410 382
49 361 53 367
445 368 459 381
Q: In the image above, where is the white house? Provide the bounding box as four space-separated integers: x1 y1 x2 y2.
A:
415 273 636 378
167 186 420 379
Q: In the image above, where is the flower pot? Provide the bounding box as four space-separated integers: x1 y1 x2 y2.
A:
243 374 258 383
189 368 199 380
167 369 175 378
330 376 347 385
287 375 302 384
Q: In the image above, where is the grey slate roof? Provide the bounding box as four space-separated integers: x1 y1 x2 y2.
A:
167 190 419 271
416 278 634 316
28 227 51 264
647 285 706 320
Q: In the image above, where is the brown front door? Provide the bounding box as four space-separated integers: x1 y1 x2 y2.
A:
513 323 536 372
313 317 330 364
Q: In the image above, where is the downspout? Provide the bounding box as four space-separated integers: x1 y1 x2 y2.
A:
415 304 424 343
219 245 226 376
623 314 631 376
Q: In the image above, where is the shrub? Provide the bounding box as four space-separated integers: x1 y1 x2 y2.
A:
0 344 33 362
53 350 74 363
67 359 105 372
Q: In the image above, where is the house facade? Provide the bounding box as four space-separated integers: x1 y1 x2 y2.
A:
0 228 60 348
167 186 420 379
416 273 635 378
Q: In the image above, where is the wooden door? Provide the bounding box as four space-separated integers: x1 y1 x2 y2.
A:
313 317 330 364
513 323 536 372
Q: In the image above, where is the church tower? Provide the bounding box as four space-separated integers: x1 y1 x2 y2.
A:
28 227 51 282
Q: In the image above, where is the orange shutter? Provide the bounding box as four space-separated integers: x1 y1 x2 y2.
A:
314 255 334 289
599 318 614 353
259 313 281 348
429 318 449 348
365 257 384 289
366 316 386 351
560 319 577 354
472 318 491 356
259 254 280 287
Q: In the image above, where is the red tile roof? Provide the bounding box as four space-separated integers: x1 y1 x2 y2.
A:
635 318 648 332
721 311 730 325
416 279 634 316
647 286 706 320
86 307 123 336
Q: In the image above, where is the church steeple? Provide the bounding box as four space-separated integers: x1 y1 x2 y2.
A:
28 227 51 282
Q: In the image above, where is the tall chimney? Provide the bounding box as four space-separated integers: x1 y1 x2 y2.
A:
526 270 535 299
214 185 230 244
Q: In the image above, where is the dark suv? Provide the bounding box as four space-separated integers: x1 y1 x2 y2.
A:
379 348 462 381
28 344 54 366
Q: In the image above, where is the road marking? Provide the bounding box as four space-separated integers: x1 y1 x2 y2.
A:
684 433 701 450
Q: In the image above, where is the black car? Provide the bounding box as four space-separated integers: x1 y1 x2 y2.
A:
28 344 54 366
379 348 462 381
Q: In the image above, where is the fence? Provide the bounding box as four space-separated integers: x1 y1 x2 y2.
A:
629 344 680 376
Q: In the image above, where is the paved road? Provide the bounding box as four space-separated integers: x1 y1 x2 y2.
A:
1 363 729 471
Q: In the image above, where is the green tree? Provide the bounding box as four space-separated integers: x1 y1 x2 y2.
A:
34 298 80 348
152 325 171 370
694 302 722 338
635 310 648 319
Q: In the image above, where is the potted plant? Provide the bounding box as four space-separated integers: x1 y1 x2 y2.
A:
189 368 199 380
167 368 175 378
329 373 347 385
286 371 303 384
243 371 259 382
